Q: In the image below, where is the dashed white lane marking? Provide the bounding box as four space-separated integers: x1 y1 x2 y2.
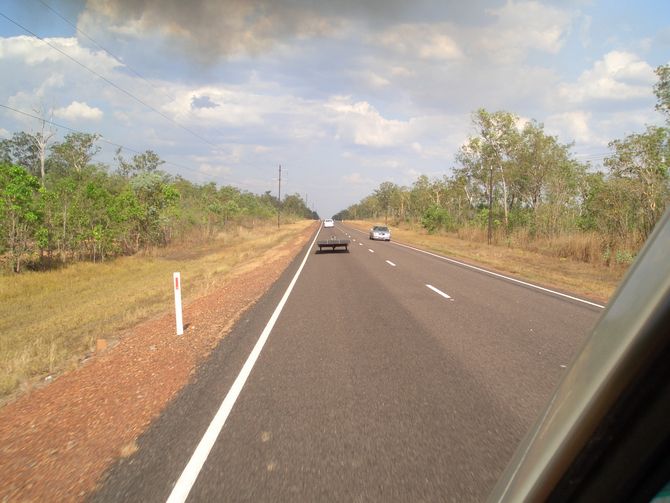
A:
345 226 604 309
386 260 396 267
166 227 321 503
426 284 453 301
368 249 375 253
359 242 363 246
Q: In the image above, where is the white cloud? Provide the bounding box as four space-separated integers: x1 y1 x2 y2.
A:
342 172 373 185
390 66 413 78
39 74 65 94
163 86 272 126
325 96 411 147
113 110 130 124
557 51 656 103
0 35 121 75
54 101 103 121
198 163 232 176
545 111 599 144
374 23 463 61
477 1 573 63
0 127 10 139
363 71 391 89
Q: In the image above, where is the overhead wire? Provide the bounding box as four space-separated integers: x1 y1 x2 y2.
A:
0 10 218 148
0 9 277 191
0 103 261 189
33 0 241 150
34 0 184 112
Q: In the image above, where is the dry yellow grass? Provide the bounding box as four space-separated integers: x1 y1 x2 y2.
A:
348 220 626 302
0 221 314 398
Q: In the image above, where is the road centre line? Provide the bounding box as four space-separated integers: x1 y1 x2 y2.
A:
345 227 604 309
166 226 321 503
368 249 375 253
386 260 396 267
426 284 452 300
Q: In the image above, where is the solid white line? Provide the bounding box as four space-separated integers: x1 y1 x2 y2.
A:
368 248 375 253
345 226 604 309
166 226 321 503
426 284 452 300
386 260 396 267
399 242 605 309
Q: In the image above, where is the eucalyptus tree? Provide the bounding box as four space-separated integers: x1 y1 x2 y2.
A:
374 181 399 224
0 163 41 272
50 132 101 174
0 132 41 177
654 64 670 121
604 126 670 240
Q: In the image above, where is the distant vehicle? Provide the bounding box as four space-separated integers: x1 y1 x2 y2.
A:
488 208 670 503
369 225 391 241
316 236 350 253
323 219 335 228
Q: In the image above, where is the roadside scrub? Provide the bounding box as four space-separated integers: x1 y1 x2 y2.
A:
0 220 314 400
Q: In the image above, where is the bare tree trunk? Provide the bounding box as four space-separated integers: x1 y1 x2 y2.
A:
32 107 56 186
499 163 509 228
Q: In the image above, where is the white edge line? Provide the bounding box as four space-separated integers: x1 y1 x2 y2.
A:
166 224 322 503
426 284 452 300
386 260 396 267
345 227 604 309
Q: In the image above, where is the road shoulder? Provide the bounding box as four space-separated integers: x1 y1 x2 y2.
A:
0 223 318 502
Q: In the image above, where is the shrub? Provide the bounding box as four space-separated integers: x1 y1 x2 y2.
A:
421 205 455 233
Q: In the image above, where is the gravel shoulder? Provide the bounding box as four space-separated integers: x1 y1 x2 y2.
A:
0 223 317 502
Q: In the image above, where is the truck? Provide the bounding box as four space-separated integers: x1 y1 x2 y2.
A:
316 237 350 253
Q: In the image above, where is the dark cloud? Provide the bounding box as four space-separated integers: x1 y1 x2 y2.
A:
191 95 219 109
80 0 484 63
81 0 342 62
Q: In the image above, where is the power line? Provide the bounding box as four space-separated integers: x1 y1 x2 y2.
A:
573 151 611 160
35 0 180 108
0 10 218 149
0 103 260 189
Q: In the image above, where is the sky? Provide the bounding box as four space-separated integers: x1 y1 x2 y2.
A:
0 0 668 218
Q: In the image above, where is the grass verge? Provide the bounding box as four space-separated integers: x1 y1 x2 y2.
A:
347 220 627 302
0 221 315 399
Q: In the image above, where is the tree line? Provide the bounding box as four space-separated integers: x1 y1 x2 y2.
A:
0 132 318 273
335 65 669 265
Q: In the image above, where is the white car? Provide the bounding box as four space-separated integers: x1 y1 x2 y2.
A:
369 225 391 241
323 218 335 228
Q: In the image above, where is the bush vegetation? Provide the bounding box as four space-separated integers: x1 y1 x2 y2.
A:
0 138 318 273
334 65 670 266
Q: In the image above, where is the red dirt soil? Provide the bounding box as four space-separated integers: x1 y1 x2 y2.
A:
0 223 316 502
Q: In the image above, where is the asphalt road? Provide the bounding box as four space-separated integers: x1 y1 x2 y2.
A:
93 223 602 502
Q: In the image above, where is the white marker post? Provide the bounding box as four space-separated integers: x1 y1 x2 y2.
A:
174 272 184 335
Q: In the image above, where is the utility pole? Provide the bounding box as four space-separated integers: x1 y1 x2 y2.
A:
277 164 281 229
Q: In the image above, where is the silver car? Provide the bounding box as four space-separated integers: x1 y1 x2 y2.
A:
369 225 391 241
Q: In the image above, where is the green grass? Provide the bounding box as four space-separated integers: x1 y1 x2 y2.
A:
0 221 314 399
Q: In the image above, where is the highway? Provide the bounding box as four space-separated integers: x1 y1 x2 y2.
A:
94 223 602 502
